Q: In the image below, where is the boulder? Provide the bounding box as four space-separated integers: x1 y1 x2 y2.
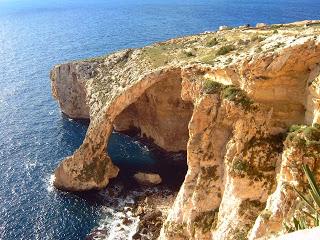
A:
133 172 162 186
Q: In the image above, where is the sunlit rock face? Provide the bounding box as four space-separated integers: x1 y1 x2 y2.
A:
113 76 194 152
50 61 93 119
51 21 320 239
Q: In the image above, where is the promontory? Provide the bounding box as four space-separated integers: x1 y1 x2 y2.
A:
50 20 320 239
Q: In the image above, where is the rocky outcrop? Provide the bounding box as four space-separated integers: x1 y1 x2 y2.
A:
133 172 162 186
50 61 96 119
249 125 320 239
50 21 320 238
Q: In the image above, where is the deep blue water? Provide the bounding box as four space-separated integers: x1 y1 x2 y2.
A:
0 0 320 239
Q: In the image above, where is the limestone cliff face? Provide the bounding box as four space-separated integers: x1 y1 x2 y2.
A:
113 76 194 152
50 21 320 238
50 61 95 119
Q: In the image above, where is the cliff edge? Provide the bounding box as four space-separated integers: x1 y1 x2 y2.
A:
50 21 320 239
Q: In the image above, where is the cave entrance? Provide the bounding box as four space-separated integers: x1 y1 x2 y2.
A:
107 73 194 189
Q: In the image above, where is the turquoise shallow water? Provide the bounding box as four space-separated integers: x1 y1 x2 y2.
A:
0 0 320 239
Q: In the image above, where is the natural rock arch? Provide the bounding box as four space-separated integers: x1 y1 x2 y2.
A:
50 24 320 239
53 67 194 191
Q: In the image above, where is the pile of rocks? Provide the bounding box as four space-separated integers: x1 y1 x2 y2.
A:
131 192 176 240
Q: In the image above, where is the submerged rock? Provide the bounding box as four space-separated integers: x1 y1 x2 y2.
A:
133 172 162 186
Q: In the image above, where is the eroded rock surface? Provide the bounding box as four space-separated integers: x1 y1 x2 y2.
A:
51 21 320 238
114 76 193 152
133 172 162 186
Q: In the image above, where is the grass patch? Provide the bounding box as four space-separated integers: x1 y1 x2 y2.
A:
251 35 265 42
285 165 320 233
200 51 217 65
256 47 263 53
141 46 170 67
270 24 283 30
163 221 187 238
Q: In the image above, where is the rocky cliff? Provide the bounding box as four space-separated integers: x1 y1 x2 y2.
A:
50 21 320 239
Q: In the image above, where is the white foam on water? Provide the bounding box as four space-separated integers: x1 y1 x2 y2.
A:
90 202 139 240
46 174 55 192
87 185 167 240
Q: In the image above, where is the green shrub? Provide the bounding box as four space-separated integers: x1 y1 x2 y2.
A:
202 80 223 94
260 210 272 221
216 45 235 56
285 165 320 232
222 85 254 109
185 51 195 57
274 42 284 48
289 125 303 133
251 35 264 42
256 47 263 53
202 81 254 110
313 123 320 129
285 125 320 150
232 159 249 173
206 37 218 47
270 24 282 30
192 210 219 234
238 39 249 45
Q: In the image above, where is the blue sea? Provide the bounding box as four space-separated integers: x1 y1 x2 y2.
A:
0 0 320 239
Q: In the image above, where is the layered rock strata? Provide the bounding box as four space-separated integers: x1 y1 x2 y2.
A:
51 21 320 238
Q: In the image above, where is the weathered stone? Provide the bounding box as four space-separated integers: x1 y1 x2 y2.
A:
133 172 162 186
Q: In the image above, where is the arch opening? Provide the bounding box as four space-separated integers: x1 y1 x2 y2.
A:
107 72 194 188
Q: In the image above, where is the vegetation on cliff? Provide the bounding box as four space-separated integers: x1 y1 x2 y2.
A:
202 80 254 110
285 124 320 157
285 164 320 232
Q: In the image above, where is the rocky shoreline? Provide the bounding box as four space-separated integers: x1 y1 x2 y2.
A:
83 130 184 240
84 177 178 240
131 190 177 240
52 21 320 239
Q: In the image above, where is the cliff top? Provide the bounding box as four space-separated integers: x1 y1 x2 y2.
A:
52 20 320 120
80 20 320 69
